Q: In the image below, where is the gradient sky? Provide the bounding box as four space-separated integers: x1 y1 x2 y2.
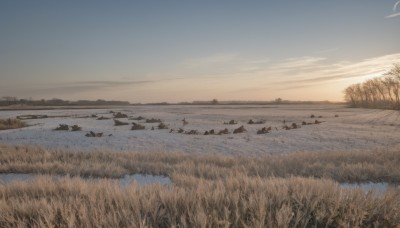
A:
1 1 399 102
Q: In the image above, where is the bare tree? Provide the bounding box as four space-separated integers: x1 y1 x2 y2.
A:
343 64 400 110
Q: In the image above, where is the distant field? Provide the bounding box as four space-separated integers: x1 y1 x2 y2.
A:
0 104 399 155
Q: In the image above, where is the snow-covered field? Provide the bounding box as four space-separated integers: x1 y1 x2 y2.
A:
0 104 399 156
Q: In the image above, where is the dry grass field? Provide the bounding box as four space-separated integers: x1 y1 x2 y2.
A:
1 144 399 183
0 144 400 227
1 176 399 227
0 118 26 130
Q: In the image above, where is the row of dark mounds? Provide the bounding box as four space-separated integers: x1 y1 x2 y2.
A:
224 119 266 125
54 124 82 131
51 111 330 137
92 112 129 119
310 114 339 118
114 119 167 130
173 118 325 135
85 131 103 137
172 126 246 135
113 112 128 119
282 120 323 130
53 124 104 137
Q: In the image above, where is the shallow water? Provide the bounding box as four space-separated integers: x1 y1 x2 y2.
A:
0 173 172 187
340 182 398 196
0 173 35 183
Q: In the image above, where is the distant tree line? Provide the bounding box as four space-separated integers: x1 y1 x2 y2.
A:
0 98 130 106
344 64 400 110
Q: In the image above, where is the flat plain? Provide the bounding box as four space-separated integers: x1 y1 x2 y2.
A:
0 104 399 155
1 104 400 227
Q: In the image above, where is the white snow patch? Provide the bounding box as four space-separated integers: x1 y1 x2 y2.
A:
1 105 399 156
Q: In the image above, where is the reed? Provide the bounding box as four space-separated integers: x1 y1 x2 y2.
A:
0 119 26 130
0 145 399 183
0 176 399 227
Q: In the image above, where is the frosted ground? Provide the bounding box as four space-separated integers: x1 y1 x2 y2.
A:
1 104 399 156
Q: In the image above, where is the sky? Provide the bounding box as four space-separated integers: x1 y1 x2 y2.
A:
0 1 399 103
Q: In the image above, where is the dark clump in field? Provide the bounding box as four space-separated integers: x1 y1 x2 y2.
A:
114 119 129 126
204 129 215 135
233 125 247 134
113 112 128 119
282 123 300 130
146 118 162 123
54 124 69 131
131 122 145 130
158 122 168 129
248 119 266 124
315 120 322 124
310 114 315 118
71 125 82 131
217 128 229 135
85 131 103 137
334 114 339 117
129 116 145 121
97 116 110 120
185 129 198 135
257 127 271 134
224 120 237 125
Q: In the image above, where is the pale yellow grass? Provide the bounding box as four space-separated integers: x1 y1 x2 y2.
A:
0 144 399 183
0 119 26 130
1 144 400 227
1 176 399 227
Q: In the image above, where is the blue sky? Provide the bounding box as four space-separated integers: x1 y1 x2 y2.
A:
1 1 399 102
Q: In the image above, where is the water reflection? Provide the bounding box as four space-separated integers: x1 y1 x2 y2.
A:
0 173 172 187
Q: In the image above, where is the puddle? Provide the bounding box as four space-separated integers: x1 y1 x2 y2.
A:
0 174 36 183
0 173 172 187
340 182 398 196
119 174 172 187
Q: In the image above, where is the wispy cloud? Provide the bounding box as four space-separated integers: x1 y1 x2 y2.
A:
68 80 153 87
394 1 400 11
268 56 326 71
4 53 399 102
314 47 339 54
386 12 400 18
271 53 400 88
22 80 156 96
182 53 239 68
386 1 400 18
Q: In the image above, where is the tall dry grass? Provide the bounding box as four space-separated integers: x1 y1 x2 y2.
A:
0 176 399 227
1 144 399 183
1 144 400 226
0 118 26 130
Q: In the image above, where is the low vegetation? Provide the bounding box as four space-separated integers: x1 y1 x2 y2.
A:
0 144 400 227
1 175 399 227
1 144 400 183
0 118 26 130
